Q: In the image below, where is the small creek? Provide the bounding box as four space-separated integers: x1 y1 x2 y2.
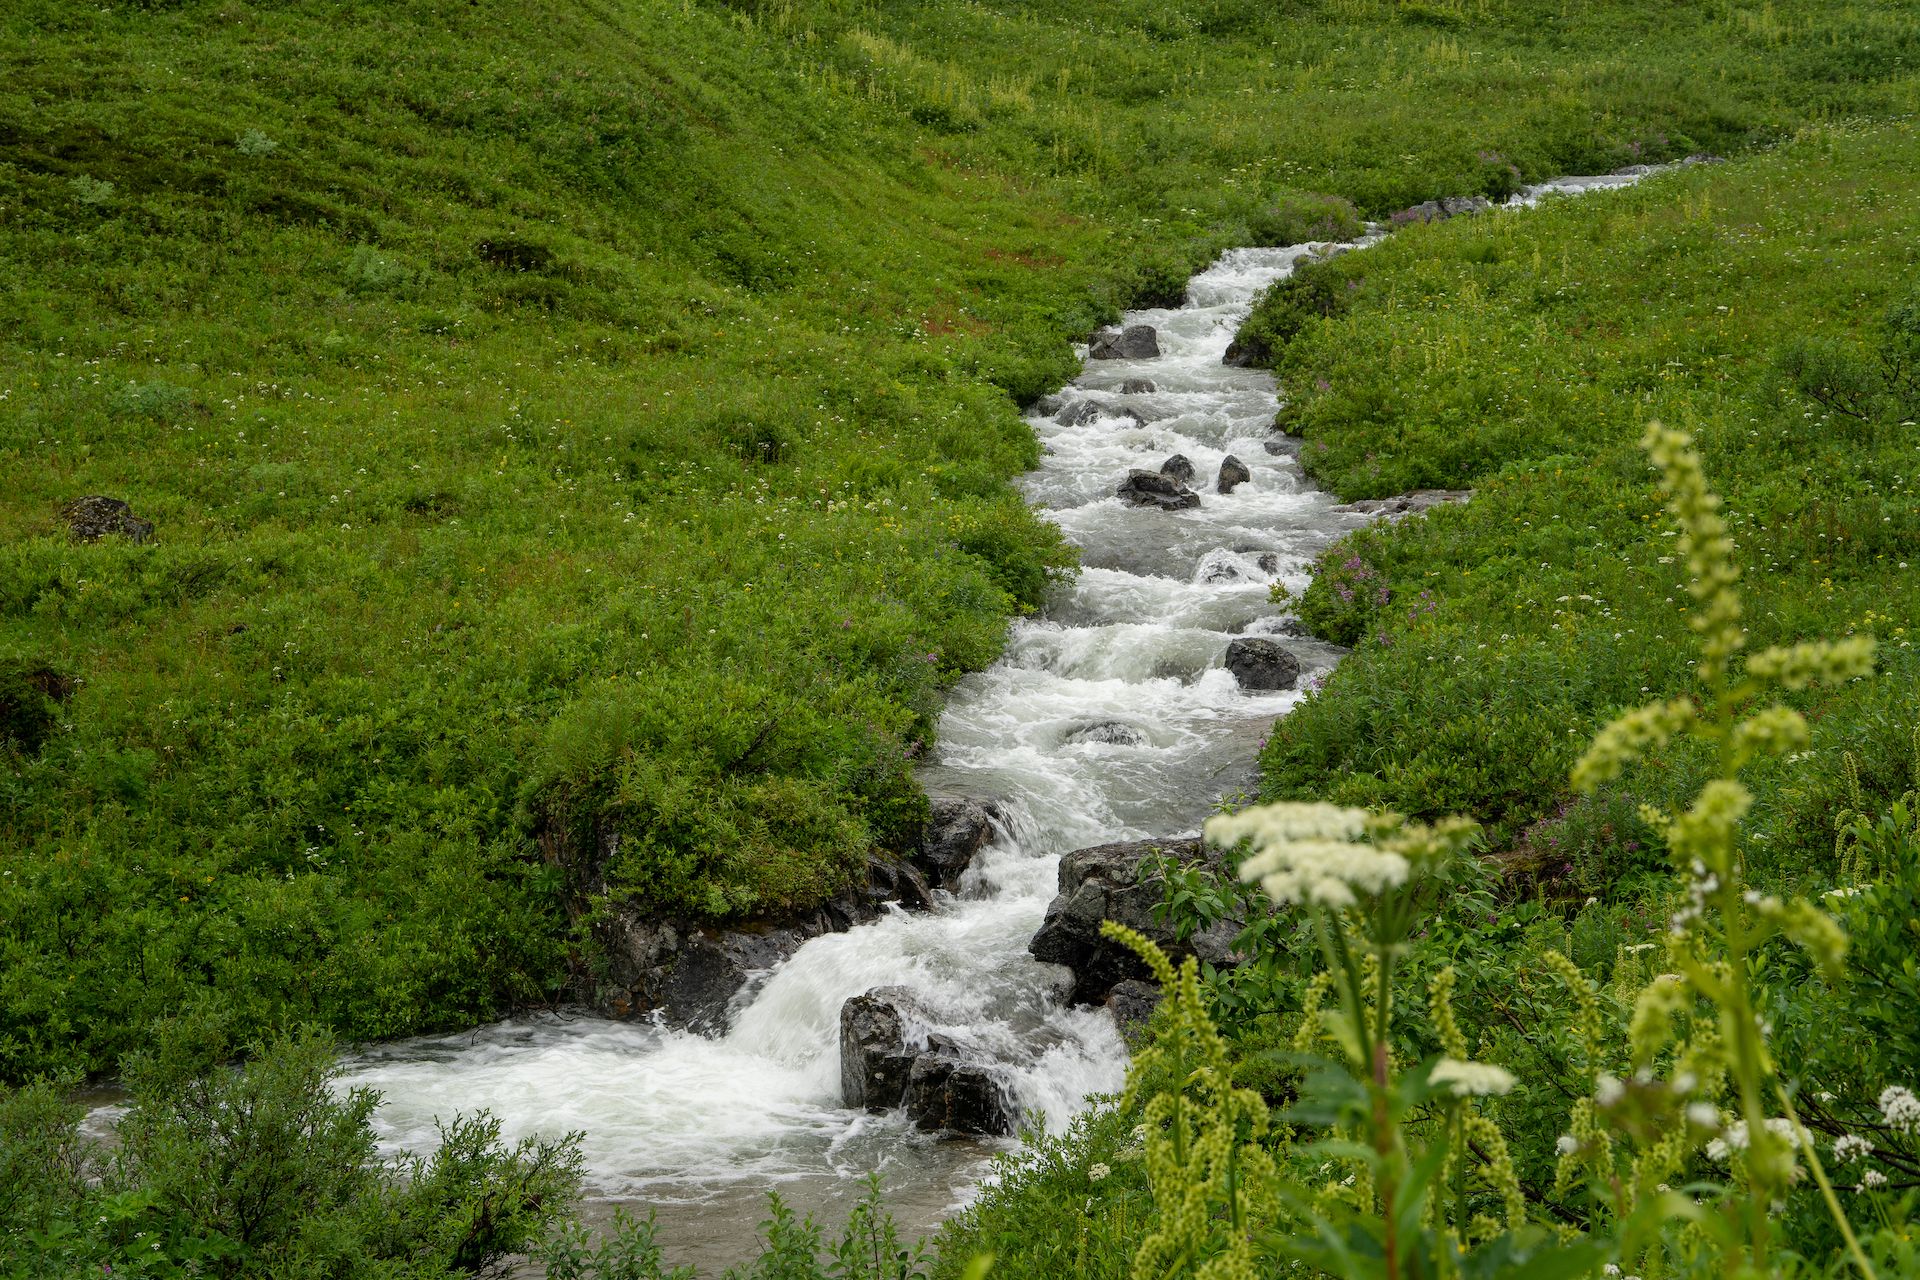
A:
204 170 1654 1273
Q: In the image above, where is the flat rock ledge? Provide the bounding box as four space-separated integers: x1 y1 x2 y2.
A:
571 795 1004 1033
1028 836 1245 1008
1334 489 1471 518
840 987 1016 1136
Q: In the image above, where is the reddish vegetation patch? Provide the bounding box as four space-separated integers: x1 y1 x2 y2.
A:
920 303 993 338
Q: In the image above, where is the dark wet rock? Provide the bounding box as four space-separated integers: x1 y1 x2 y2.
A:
1117 470 1200 511
1272 617 1312 638
1199 558 1250 585
1058 400 1145 429
1061 720 1146 748
1034 394 1064 416
580 836 949 1029
1225 636 1300 691
907 1055 1016 1135
1090 324 1160 360
1394 195 1491 225
916 796 1001 890
1255 552 1283 575
1334 489 1471 518
840 987 929 1111
1216 455 1251 494
1262 436 1301 457
1160 454 1196 484
1029 836 1244 1005
1222 335 1260 368
63 496 154 544
1121 378 1156 394
1106 979 1162 1046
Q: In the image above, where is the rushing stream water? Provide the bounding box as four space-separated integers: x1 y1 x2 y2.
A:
318 170 1658 1272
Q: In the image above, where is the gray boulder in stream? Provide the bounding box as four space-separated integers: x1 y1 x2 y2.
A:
1121 378 1156 394
839 987 1016 1135
1090 324 1160 359
1224 636 1300 691
915 796 1001 890
1216 455 1251 494
1029 836 1243 1005
1117 470 1200 511
1159 454 1196 485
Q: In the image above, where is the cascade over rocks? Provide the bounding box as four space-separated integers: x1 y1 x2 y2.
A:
1121 378 1156 394
1224 636 1300 691
1029 836 1244 1005
1090 324 1160 359
572 800 980 1030
1216 455 1250 493
1117 470 1201 511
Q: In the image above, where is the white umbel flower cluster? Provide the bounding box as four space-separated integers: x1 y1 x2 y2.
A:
1429 1057 1517 1098
1833 1134 1874 1163
1205 802 1405 909
1880 1085 1920 1135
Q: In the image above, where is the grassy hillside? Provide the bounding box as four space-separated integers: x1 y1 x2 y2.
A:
2 0 1915 1079
1253 119 1920 887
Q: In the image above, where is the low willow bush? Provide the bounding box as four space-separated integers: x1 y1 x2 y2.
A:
940 429 1920 1278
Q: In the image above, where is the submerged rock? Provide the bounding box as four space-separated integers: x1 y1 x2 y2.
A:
1090 324 1160 360
1060 720 1147 747
1216 455 1250 494
1261 436 1301 457
1029 836 1243 1005
1120 377 1156 394
63 496 154 544
1224 636 1300 691
1057 399 1147 429
1117 470 1200 511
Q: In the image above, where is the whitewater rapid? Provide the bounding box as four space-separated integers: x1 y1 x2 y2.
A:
331 169 1657 1270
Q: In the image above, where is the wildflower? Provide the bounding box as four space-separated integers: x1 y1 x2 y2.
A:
1604 1266 1621 1277
1556 1134 1578 1156
1861 1170 1889 1190
1706 1138 1731 1162
1596 1074 1625 1106
1879 1085 1920 1134
1208 802 1407 908
1833 1134 1874 1163
1686 1102 1719 1128
1088 1162 1111 1183
1429 1057 1517 1098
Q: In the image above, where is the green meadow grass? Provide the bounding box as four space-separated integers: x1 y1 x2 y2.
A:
1 0 1915 1078
1255 118 1920 891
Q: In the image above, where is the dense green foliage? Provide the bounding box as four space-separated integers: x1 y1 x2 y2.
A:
10 0 1911 1079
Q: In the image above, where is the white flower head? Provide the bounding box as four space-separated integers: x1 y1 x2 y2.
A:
1088 1162 1111 1183
1880 1085 1920 1135
1833 1134 1874 1163
1556 1134 1578 1156
1596 1074 1625 1107
1706 1138 1731 1162
1863 1169 1889 1190
1207 802 1407 908
1685 1102 1719 1129
1429 1057 1517 1098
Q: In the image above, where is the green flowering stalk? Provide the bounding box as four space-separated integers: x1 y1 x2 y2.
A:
1100 921 1280 1280
1571 423 1877 1277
